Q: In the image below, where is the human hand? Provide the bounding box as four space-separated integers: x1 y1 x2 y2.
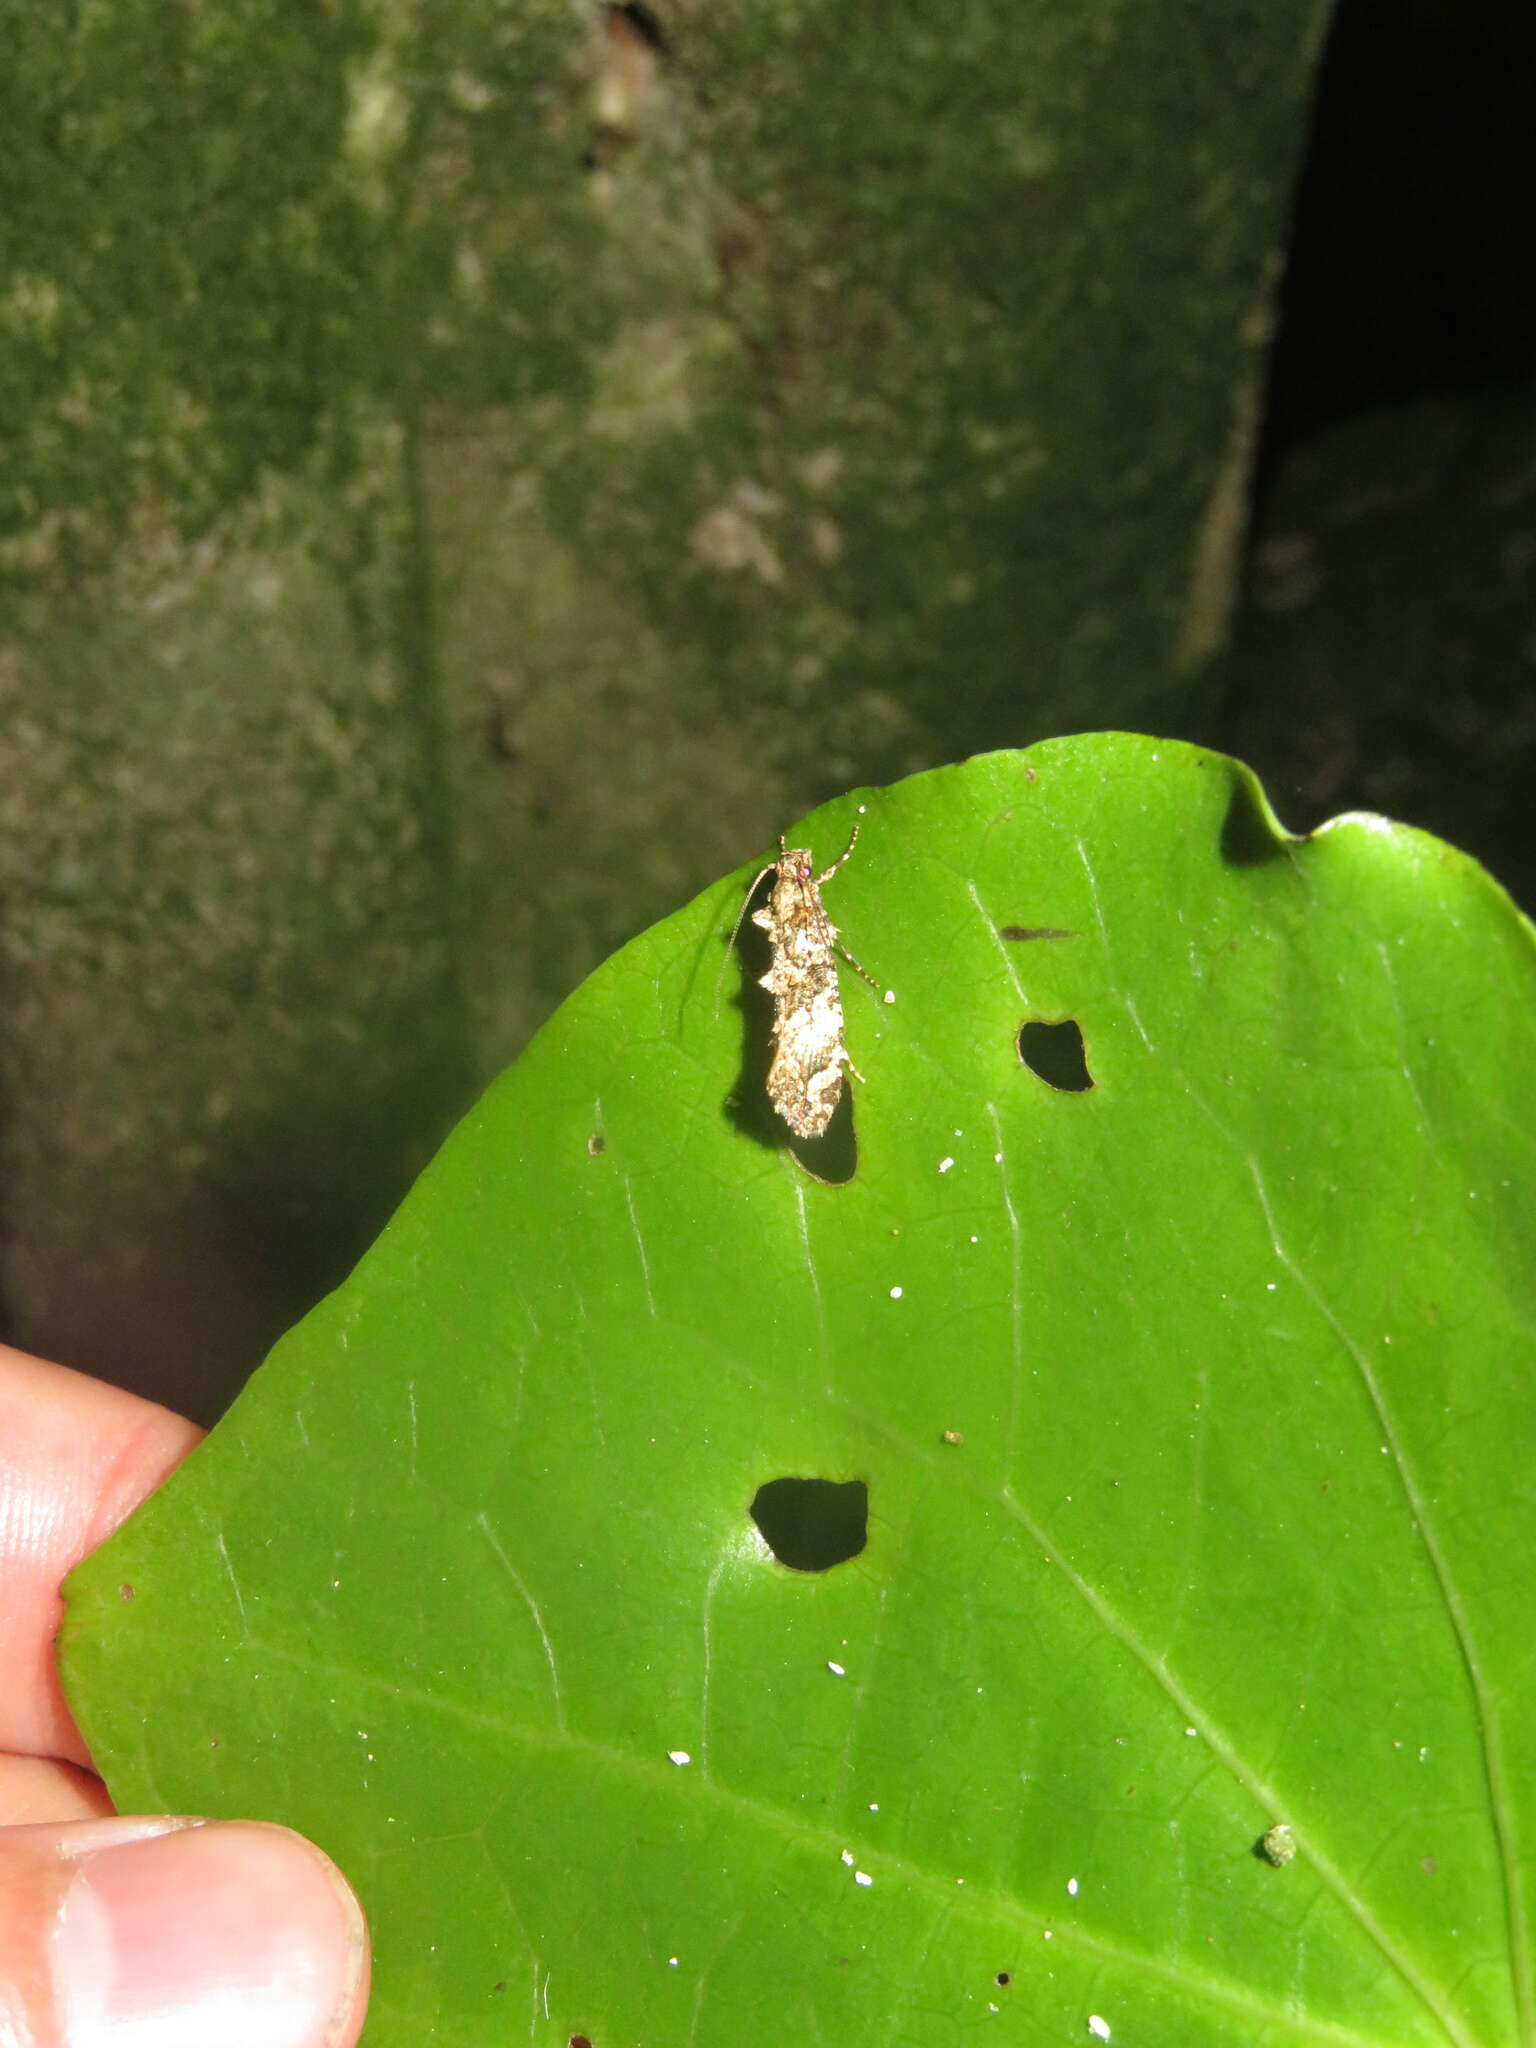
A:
0 1341 370 2046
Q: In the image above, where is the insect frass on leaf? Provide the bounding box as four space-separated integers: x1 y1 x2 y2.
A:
743 822 878 1139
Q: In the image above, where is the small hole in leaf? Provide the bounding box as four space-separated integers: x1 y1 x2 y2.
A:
1018 1019 1093 1092
995 1971 1012 1987
750 1477 868 1571
586 1132 606 1156
569 2035 594 2048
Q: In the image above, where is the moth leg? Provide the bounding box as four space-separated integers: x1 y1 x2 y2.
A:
816 819 860 885
846 1052 868 1085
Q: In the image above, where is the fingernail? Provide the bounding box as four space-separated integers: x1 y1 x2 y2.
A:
51 1818 367 2048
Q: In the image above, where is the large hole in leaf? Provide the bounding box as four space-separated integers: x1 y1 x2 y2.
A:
750 1477 868 1571
1018 1019 1094 1092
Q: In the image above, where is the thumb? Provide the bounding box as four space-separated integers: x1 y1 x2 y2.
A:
0 1815 369 2047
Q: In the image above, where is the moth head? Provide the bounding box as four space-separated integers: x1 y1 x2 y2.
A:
782 847 815 880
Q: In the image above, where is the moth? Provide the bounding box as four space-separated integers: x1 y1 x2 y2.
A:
740 823 877 1138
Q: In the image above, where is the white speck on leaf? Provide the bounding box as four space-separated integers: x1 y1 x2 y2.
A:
1067 1877 1079 1896
882 988 896 1004
1088 2017 1111 2042
667 1749 691 1766
938 1156 955 1173
854 1871 873 1888
1260 1822 1297 1867
828 1660 846 1676
889 1285 903 1299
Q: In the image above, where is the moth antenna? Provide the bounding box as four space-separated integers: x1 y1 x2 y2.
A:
836 941 882 992
816 819 860 885
712 859 776 1017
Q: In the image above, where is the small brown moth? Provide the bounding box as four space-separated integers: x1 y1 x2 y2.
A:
740 822 876 1138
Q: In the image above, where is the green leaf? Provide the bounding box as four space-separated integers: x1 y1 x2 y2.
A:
61 735 1536 2046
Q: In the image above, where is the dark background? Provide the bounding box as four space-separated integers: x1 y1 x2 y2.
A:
1229 0 1536 879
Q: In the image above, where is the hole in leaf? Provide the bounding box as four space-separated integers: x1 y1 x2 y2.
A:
995 1971 1012 1987
1018 1019 1093 1092
569 2035 594 2048
750 1477 868 1571
586 1133 606 1156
